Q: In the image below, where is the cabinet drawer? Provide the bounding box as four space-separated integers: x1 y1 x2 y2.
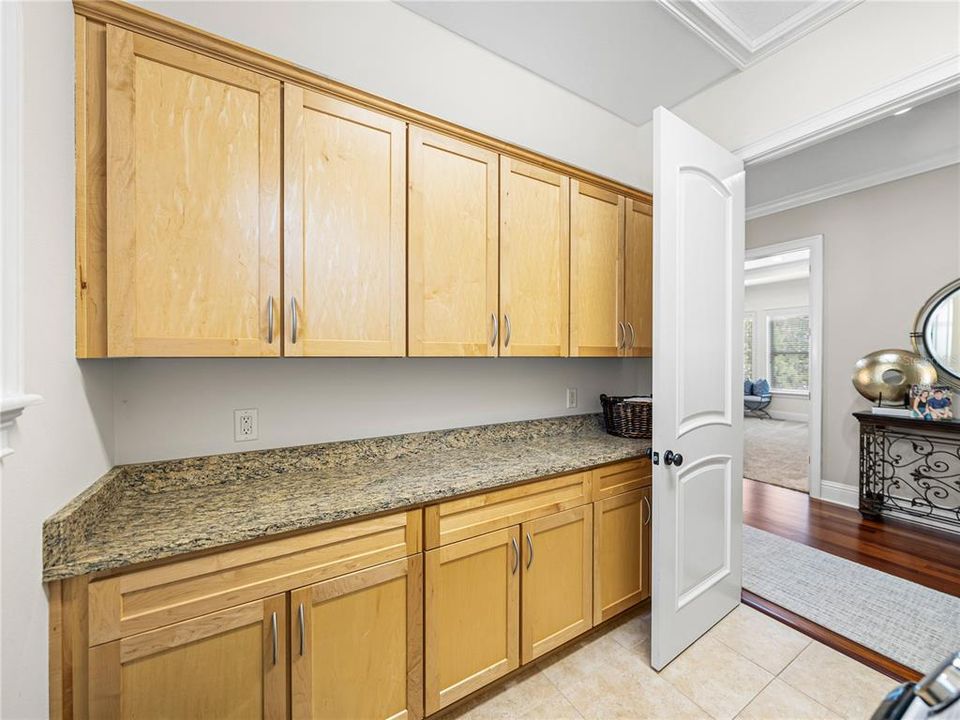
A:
88 509 421 645
424 473 591 548
592 458 651 501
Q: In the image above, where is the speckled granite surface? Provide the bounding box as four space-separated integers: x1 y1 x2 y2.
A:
43 414 649 581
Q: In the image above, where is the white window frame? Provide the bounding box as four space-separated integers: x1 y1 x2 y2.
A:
766 306 811 396
743 311 757 381
1 2 41 459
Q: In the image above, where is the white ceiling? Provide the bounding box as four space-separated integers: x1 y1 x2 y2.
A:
399 1 860 126
399 1 735 126
747 90 960 218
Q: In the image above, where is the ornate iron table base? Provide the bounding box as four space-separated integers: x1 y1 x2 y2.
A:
855 412 960 531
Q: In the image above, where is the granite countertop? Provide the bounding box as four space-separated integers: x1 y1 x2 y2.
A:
43 414 650 581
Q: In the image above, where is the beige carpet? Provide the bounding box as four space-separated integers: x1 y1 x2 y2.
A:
743 417 809 492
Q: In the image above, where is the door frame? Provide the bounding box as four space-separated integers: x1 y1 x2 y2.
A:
744 234 823 499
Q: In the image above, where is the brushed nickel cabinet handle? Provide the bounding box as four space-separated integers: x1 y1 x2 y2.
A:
490 313 499 347
298 602 305 656
290 298 298 344
511 536 520 575
626 322 635 350
525 532 533 569
271 611 278 665
617 322 625 350
267 295 275 344
504 314 512 348
643 495 651 526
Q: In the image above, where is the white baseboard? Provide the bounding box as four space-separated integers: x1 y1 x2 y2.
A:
819 480 858 509
768 410 809 423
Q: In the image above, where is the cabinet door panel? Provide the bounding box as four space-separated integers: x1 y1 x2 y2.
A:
106 27 280 356
291 557 422 720
570 180 624 356
521 506 592 663
89 595 286 719
593 488 650 625
284 87 406 357
408 127 499 357
499 158 569 357
624 198 653 357
425 527 519 714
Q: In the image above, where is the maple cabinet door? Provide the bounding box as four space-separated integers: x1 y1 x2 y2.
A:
291 557 423 720
624 198 653 357
88 596 287 719
499 157 570 357
570 180 625 357
106 27 280 356
593 488 650 625
520 506 593 663
284 86 406 357
424 527 520 714
408 127 499 357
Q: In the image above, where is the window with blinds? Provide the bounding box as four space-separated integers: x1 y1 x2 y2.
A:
743 314 754 381
768 310 810 392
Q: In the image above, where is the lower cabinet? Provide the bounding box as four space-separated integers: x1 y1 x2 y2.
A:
291 556 423 720
88 594 288 719
62 469 651 720
521 506 593 663
424 527 520 715
593 486 652 624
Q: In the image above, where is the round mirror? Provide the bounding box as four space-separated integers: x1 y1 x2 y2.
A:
914 279 960 384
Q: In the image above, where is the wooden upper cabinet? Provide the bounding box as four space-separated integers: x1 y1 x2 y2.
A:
570 180 625 357
283 87 406 357
499 158 570 357
408 127 499 357
105 27 281 356
624 198 653 357
291 557 423 720
89 595 288 719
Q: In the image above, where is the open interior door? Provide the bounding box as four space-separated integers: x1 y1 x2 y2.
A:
650 107 745 670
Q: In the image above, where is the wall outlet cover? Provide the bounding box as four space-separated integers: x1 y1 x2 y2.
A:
566 388 578 409
234 408 259 442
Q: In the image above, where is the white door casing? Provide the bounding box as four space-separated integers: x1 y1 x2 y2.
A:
651 107 745 671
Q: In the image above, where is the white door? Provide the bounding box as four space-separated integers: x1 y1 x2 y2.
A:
651 107 745 670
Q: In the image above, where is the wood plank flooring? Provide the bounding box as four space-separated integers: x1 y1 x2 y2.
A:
743 478 960 597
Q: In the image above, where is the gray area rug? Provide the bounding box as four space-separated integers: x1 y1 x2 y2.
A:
743 525 960 674
744 417 809 492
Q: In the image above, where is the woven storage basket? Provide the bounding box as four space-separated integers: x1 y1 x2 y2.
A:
600 394 653 439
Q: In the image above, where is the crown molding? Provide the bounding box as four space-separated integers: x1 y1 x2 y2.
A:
657 0 861 69
746 151 960 220
738 54 960 165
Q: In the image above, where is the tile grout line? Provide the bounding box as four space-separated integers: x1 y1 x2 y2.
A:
535 662 587 720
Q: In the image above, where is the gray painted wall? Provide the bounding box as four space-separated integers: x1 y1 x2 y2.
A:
746 164 960 488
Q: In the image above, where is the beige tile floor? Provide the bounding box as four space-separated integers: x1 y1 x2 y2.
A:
439 604 897 720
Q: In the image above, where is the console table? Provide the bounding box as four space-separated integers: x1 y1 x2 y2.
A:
855 411 960 530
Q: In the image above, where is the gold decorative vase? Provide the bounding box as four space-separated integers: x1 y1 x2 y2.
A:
852 349 938 405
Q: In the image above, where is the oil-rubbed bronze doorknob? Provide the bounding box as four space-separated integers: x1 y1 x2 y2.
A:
663 450 684 467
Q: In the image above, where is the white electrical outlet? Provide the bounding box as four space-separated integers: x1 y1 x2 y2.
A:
234 408 259 442
566 388 578 409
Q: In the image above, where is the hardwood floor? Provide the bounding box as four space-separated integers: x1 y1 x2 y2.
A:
743 478 960 682
743 478 960 597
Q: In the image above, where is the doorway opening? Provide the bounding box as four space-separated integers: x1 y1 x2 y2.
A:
743 237 823 496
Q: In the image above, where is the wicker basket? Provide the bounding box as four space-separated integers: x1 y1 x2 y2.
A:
600 394 653 439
